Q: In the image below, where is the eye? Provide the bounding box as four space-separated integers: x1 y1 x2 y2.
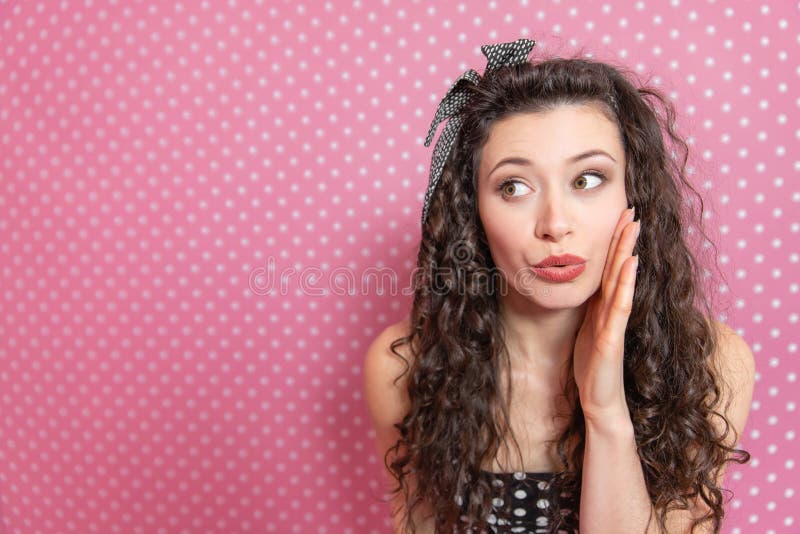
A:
498 179 531 198
498 171 608 199
574 171 607 190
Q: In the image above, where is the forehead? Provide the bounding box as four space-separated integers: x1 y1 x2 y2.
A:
478 104 624 173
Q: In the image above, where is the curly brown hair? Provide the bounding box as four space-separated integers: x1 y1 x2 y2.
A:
384 51 751 533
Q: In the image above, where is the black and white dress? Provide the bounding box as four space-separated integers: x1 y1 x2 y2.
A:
456 471 579 533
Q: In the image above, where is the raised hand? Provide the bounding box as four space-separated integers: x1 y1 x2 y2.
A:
572 206 641 426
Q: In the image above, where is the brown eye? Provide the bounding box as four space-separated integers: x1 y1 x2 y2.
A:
502 182 517 196
575 171 606 190
498 179 531 198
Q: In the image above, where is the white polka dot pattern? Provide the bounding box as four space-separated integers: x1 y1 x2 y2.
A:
420 38 535 225
458 472 575 533
0 1 796 533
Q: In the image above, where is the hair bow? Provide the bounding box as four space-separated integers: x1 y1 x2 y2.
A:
420 38 537 226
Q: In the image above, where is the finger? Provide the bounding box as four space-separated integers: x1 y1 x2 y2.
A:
601 254 639 353
601 219 640 320
601 207 635 294
583 290 598 324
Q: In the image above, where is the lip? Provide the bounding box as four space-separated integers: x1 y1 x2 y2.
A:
531 263 587 283
533 253 587 268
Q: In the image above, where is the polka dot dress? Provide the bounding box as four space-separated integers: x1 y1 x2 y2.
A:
456 471 578 534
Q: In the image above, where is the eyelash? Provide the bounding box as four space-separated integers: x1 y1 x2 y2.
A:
496 171 608 198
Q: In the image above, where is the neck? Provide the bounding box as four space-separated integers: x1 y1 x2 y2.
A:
498 290 587 374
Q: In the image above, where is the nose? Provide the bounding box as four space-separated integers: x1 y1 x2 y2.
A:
534 192 571 242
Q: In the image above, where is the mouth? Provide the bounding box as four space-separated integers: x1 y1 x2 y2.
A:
532 253 588 269
530 262 587 282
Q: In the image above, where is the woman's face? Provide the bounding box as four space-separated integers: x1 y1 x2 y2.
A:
476 104 628 310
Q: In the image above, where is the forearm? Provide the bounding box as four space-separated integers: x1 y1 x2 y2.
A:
580 415 656 534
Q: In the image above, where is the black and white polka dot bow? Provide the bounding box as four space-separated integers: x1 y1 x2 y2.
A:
420 38 537 226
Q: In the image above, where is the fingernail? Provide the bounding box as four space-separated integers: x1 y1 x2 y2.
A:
635 220 642 237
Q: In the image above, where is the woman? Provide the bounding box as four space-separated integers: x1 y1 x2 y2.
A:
363 38 755 533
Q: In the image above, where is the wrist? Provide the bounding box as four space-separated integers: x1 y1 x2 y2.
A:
584 411 635 439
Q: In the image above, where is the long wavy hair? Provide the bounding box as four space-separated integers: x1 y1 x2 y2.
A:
385 52 750 533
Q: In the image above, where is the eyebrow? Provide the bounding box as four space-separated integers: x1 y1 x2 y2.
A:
488 149 617 177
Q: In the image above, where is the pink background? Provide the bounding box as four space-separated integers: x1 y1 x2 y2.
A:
1 1 797 533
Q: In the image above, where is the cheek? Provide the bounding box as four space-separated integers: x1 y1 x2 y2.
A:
478 197 504 247
481 215 518 264
594 218 622 267
479 195 523 239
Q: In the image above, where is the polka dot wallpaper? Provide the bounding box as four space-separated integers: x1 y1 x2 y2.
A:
0 1 796 533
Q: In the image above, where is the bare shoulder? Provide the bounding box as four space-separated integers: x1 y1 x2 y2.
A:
363 317 415 437
650 319 757 531
707 318 756 448
363 319 435 533
709 319 756 387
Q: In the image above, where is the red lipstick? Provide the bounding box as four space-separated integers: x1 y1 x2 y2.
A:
532 253 587 283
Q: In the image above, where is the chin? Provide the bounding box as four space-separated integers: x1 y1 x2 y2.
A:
532 291 589 310
509 281 590 310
